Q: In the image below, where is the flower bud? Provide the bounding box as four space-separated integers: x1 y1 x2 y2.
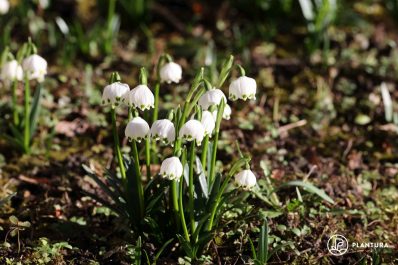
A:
0 0 9 14
201 111 215 136
179 119 205 145
234 169 257 190
0 60 23 81
22 54 48 82
151 119 175 144
124 84 154 111
160 156 183 180
212 103 231 120
160 62 182 84
229 76 256 101
102 82 130 107
125 117 150 142
198 88 227 110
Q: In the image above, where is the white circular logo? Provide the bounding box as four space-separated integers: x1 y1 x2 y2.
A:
327 234 348 256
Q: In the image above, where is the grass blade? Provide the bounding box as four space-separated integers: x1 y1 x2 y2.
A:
279 180 334 204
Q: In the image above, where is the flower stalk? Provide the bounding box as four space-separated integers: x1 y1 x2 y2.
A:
208 99 225 184
23 75 30 154
11 80 19 126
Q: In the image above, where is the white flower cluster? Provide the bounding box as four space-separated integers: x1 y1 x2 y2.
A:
101 61 183 108
0 54 48 83
104 59 258 186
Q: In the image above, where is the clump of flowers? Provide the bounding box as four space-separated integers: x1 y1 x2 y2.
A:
0 40 48 154
83 55 257 260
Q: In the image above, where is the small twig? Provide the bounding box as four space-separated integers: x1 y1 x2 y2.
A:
278 119 307 135
212 240 222 265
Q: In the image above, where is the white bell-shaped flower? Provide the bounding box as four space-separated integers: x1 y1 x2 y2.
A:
234 169 257 190
125 117 150 142
179 119 205 145
0 60 23 81
201 111 215 136
151 119 175 144
160 156 183 180
229 76 257 101
0 0 10 14
22 54 48 82
124 84 154 111
212 103 231 120
38 0 49 9
102 82 130 107
198 88 227 110
160 62 182 84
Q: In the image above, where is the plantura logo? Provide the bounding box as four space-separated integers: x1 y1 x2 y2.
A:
327 234 349 256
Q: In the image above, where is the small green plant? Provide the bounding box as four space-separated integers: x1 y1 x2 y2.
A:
83 54 259 261
0 39 47 154
31 237 73 264
298 0 338 54
4 215 31 253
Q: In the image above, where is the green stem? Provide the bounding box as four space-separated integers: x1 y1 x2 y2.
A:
111 108 126 179
105 0 116 54
145 137 151 179
23 76 30 154
11 80 19 126
188 140 196 236
209 100 225 184
131 139 144 218
179 170 190 242
207 173 233 231
207 157 249 231
171 180 179 229
201 135 209 175
152 81 160 123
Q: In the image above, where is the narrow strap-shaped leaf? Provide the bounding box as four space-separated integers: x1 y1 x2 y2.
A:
1 134 24 151
81 190 127 218
9 123 23 141
176 234 193 258
258 218 268 263
278 180 335 204
145 192 163 214
192 213 211 241
82 164 120 206
153 238 174 263
248 237 257 261
29 83 42 139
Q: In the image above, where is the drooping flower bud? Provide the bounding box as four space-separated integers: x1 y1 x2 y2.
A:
151 119 175 144
198 88 227 110
125 117 150 142
160 62 182 84
229 76 257 101
179 119 205 145
124 84 154 111
201 111 215 136
22 54 48 82
102 82 130 107
212 103 231 120
234 169 257 190
160 156 183 180
0 60 23 81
